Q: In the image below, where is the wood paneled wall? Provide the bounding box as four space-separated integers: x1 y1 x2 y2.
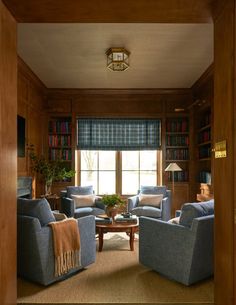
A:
47 88 192 117
17 58 47 197
0 3 17 305
214 0 235 304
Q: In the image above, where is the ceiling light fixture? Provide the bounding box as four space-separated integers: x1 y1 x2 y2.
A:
106 47 130 71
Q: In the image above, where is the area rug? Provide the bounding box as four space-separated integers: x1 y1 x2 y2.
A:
17 233 214 304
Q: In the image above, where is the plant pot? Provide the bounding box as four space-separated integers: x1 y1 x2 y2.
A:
45 181 52 196
106 206 118 221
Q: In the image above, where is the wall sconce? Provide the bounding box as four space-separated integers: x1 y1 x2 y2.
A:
106 47 130 71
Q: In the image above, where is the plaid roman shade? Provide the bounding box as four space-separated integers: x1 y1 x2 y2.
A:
77 118 161 150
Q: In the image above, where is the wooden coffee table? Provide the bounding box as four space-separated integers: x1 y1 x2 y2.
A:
96 221 139 252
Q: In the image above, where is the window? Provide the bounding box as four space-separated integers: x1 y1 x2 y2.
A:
79 150 159 195
122 151 157 195
80 151 116 194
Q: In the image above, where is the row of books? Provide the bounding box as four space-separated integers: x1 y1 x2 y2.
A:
199 145 211 159
166 135 189 146
167 170 189 182
166 148 189 160
49 121 71 134
199 112 211 129
48 135 71 147
49 148 72 161
166 119 189 132
198 130 211 143
199 171 211 184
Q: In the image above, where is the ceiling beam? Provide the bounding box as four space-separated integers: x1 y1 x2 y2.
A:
3 0 213 23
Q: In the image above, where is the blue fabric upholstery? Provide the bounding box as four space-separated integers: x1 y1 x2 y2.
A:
17 211 96 286
139 200 214 285
74 207 105 218
131 206 162 218
128 186 171 221
60 186 106 218
17 198 55 226
140 185 167 197
179 199 214 227
67 185 93 198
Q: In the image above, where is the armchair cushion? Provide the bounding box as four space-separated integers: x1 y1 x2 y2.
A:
138 194 163 208
71 194 96 208
17 198 55 226
179 199 214 228
131 206 162 218
140 185 167 197
67 185 93 198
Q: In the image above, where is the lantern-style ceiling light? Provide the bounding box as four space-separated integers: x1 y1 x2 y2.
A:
106 47 130 71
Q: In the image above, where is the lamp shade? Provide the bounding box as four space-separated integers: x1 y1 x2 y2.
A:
165 163 182 172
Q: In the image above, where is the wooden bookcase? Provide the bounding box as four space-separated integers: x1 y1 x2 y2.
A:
48 116 74 188
164 116 190 214
165 117 189 182
197 109 212 184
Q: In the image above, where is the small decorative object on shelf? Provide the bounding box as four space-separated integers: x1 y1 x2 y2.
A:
197 183 213 202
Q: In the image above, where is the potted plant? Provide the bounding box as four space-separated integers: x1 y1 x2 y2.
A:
29 147 76 196
102 194 126 219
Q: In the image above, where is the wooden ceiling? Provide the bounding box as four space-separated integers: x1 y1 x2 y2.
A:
3 0 213 23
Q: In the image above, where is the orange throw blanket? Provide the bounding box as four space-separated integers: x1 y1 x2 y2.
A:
49 218 81 277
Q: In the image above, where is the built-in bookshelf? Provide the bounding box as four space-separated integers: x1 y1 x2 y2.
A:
48 118 72 161
197 109 212 184
48 116 73 183
165 117 189 182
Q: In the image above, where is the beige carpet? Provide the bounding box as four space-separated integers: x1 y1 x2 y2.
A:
17 233 214 304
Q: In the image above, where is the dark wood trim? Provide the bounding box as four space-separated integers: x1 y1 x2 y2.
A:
0 3 17 305
47 88 192 97
3 0 213 23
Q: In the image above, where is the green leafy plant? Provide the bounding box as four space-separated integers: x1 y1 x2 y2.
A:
28 145 75 195
102 194 125 208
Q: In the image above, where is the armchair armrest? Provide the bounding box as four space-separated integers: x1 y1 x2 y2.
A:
77 215 96 267
127 195 139 212
60 197 75 217
160 196 171 221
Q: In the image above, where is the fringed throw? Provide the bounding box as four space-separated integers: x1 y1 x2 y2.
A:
49 218 81 277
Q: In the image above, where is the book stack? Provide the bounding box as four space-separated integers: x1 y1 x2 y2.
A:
114 214 138 224
95 214 112 224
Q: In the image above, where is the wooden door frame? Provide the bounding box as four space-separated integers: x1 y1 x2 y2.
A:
1 1 236 305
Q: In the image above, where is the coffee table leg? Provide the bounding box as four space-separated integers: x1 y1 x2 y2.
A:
98 228 104 252
130 227 135 251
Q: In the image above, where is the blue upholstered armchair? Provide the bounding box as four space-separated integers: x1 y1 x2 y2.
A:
17 198 96 286
127 186 171 221
139 200 214 285
60 185 106 218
